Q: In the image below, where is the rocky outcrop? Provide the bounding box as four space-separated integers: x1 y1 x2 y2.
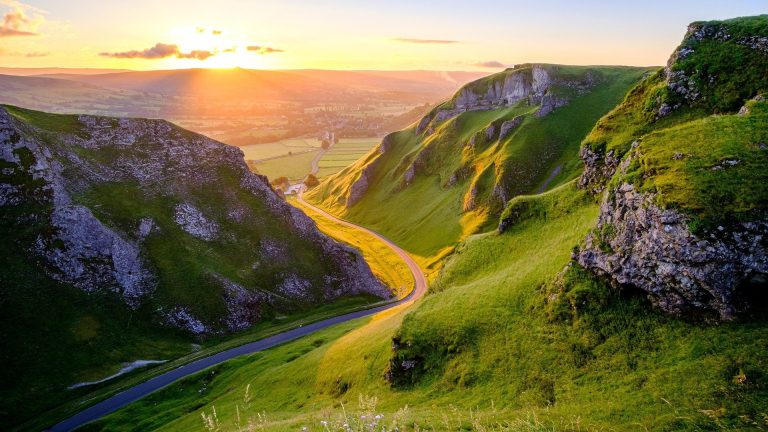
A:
498 116 523 140
416 65 594 134
344 133 396 207
662 16 768 117
173 203 219 241
39 205 154 308
576 182 768 320
0 105 391 335
578 145 623 193
346 161 377 208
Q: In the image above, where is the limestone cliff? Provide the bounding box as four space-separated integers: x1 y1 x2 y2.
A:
0 105 390 335
575 16 768 319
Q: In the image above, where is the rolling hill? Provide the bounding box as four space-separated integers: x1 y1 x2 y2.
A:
37 68 487 103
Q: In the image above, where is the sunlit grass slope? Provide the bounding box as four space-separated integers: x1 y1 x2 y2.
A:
291 197 413 299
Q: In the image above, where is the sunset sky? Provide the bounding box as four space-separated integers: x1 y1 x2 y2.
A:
0 0 765 71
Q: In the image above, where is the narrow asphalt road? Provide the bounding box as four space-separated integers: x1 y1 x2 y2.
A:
48 195 427 432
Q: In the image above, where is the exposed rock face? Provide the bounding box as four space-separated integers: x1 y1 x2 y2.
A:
344 133 396 207
498 116 523 140
214 274 270 332
578 145 622 193
576 182 768 320
161 307 209 335
346 163 376 208
173 203 219 241
0 105 390 335
40 205 154 308
416 64 592 134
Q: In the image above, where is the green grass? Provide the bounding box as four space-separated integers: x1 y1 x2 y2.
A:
611 102 768 231
5 104 89 136
91 181 768 431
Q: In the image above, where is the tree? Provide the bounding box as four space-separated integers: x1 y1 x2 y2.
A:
321 140 331 150
304 174 320 188
270 176 289 191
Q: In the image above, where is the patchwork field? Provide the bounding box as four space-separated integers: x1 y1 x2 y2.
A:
249 137 380 182
241 138 322 161
251 151 319 181
317 138 380 178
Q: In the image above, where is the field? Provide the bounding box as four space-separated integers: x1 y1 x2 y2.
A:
249 137 380 182
241 138 322 161
251 150 319 181
316 138 380 178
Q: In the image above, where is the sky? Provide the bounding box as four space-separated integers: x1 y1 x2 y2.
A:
0 0 765 71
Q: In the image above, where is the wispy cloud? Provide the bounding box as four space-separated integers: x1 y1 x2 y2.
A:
100 43 215 60
0 0 44 37
197 27 222 35
23 50 47 57
472 60 507 68
0 47 49 56
393 37 460 44
246 45 284 54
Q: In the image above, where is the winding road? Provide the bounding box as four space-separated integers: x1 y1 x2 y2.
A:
48 195 427 432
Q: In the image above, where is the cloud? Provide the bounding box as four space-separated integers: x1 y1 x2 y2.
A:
0 48 49 57
393 37 460 44
472 60 507 68
0 0 44 37
197 27 222 35
100 43 215 60
246 45 284 54
178 49 214 60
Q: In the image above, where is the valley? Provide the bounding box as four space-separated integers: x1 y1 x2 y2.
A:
0 4 767 432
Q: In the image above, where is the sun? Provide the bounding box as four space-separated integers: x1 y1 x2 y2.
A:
168 26 270 69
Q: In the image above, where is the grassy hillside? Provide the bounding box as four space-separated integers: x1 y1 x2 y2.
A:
306 66 650 270
88 182 768 431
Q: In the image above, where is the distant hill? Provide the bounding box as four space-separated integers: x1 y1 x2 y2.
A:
0 73 170 118
0 67 133 76
38 68 488 102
